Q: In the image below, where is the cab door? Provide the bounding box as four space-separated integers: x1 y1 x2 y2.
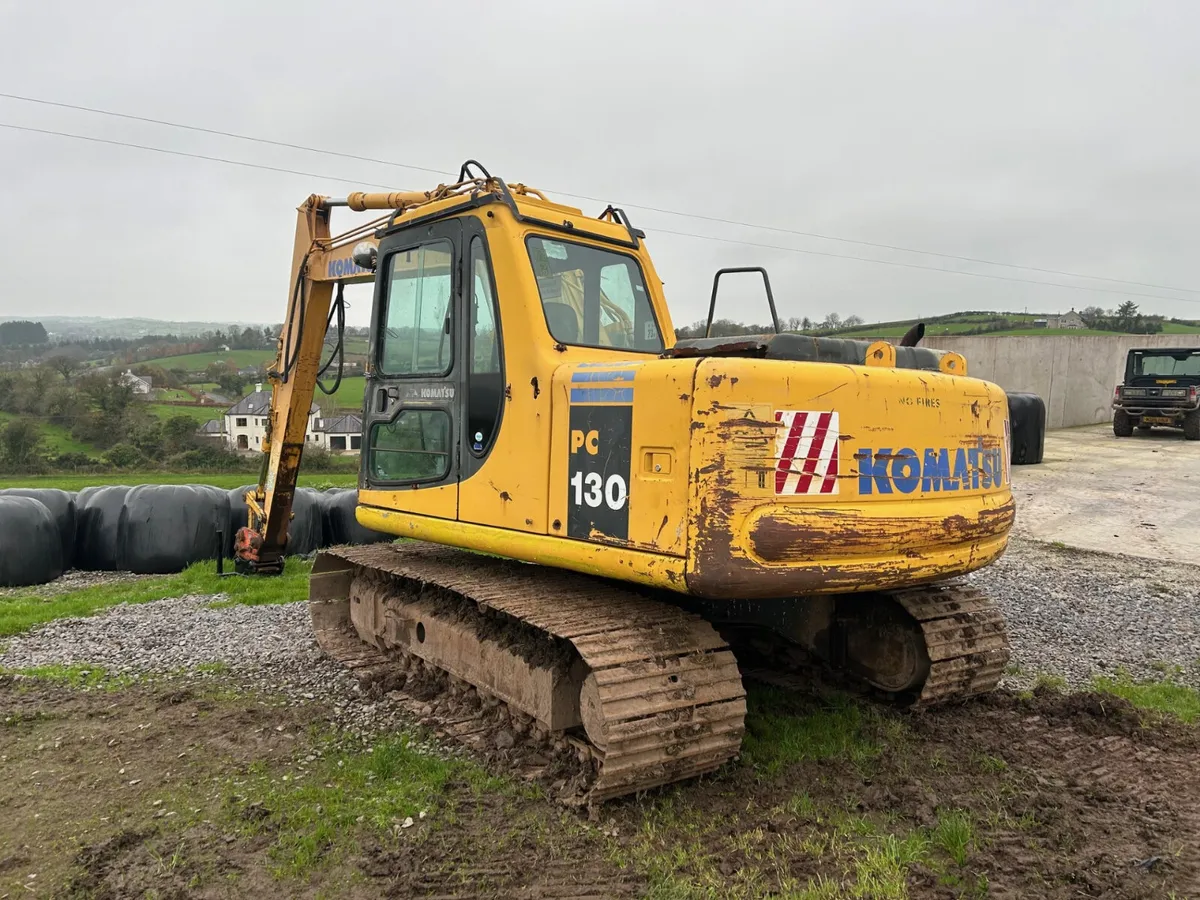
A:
358 219 463 520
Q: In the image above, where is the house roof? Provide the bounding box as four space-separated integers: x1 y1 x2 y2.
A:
316 413 362 435
198 419 225 434
226 390 317 417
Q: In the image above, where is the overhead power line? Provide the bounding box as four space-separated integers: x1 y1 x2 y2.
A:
3 116 1199 306
3 90 1197 298
0 122 395 188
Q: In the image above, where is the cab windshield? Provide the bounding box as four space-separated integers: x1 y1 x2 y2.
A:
526 236 663 352
1131 350 1200 378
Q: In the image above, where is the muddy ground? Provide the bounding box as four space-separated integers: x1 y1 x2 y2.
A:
2 674 1197 900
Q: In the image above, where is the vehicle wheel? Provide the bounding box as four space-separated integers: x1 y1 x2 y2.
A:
1113 410 1134 437
1185 411 1200 441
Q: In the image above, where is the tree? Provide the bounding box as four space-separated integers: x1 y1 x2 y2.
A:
844 314 865 327
48 355 80 384
1080 306 1105 327
162 415 201 454
216 372 247 397
822 313 842 330
0 419 46 471
0 321 48 346
1115 301 1139 331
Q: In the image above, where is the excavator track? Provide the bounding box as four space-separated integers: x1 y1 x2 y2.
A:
308 544 1009 803
695 581 1010 708
309 542 747 804
892 583 1011 706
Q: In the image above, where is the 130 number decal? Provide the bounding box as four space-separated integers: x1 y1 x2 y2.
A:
570 471 628 510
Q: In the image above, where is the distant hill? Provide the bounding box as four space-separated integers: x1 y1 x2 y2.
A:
37 316 269 341
829 312 1200 339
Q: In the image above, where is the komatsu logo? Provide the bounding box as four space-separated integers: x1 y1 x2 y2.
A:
327 258 370 278
855 443 1005 494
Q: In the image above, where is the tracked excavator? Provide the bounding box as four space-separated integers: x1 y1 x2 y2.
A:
235 161 1015 803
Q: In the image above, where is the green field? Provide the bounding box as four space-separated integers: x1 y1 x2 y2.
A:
139 349 275 371
0 472 358 491
154 388 195 401
0 412 96 456
315 375 367 412
146 404 224 424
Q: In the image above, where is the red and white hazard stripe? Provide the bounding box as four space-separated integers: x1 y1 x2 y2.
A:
774 410 840 495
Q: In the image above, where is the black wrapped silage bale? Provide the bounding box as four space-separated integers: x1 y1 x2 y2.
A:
0 496 64 586
288 487 325 556
75 486 131 571
117 484 231 575
0 488 76 568
324 489 391 546
1006 392 1047 466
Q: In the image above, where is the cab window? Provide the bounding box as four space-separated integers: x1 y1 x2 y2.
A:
378 241 453 376
526 237 662 352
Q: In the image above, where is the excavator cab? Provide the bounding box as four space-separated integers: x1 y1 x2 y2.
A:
240 163 1015 804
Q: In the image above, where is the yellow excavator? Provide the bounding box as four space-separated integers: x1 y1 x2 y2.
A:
236 161 1015 803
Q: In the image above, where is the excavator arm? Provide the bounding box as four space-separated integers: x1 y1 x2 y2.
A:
234 189 431 572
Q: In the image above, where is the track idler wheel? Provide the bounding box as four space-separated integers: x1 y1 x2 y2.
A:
836 598 931 696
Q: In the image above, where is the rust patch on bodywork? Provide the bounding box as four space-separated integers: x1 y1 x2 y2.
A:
747 498 1016 562
721 417 783 430
665 340 765 358
707 374 726 388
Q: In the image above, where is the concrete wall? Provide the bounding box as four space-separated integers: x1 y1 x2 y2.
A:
922 333 1200 429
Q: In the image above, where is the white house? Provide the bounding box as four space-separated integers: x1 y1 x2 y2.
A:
314 413 363 454
1046 309 1086 329
120 369 153 395
223 386 321 453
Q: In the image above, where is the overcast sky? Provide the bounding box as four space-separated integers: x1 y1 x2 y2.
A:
1 0 1198 330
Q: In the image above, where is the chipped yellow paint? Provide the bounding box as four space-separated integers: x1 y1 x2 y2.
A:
355 504 687 590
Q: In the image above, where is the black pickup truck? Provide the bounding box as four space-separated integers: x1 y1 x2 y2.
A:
1112 347 1200 440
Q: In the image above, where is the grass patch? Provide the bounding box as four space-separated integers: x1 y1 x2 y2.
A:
227 732 496 877
1091 670 1200 724
930 808 974 867
618 795 939 900
740 686 901 777
0 411 98 455
139 349 276 371
1032 673 1067 692
0 472 358 490
973 753 1007 774
146 404 225 424
0 663 132 690
322 375 367 412
0 559 314 636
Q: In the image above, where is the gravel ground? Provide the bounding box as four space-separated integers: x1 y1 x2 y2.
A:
0 596 411 739
1 537 1198 710
968 536 1200 689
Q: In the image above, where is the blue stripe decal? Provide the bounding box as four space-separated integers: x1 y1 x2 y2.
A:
570 369 637 382
570 387 634 404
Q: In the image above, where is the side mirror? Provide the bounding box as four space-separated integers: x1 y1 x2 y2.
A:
352 241 378 271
